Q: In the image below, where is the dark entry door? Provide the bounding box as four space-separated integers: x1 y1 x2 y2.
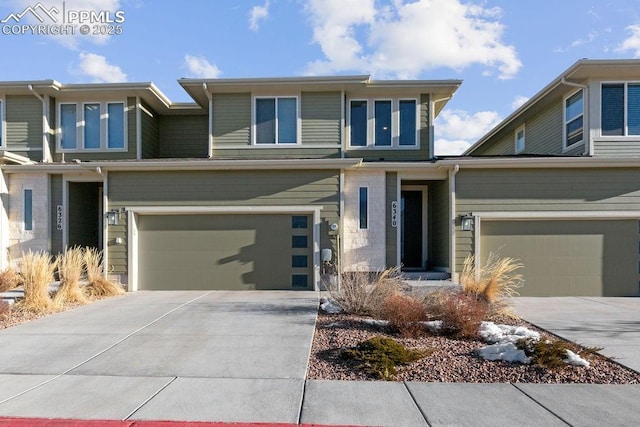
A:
401 190 422 269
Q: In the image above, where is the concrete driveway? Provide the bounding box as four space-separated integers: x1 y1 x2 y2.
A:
0 291 318 423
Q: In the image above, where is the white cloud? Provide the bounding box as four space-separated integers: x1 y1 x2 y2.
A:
617 24 640 57
5 0 123 48
434 109 502 155
75 52 127 82
304 0 521 79
184 54 222 78
249 1 270 31
511 96 529 110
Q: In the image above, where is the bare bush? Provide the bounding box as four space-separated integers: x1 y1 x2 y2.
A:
380 292 427 338
0 268 22 292
53 247 88 307
329 267 403 316
426 290 489 338
18 250 56 313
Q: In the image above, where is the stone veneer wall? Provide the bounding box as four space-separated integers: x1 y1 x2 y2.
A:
7 173 50 263
342 170 386 271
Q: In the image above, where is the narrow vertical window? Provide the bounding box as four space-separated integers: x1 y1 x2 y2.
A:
60 104 77 149
277 97 297 143
399 100 417 146
627 84 640 135
515 126 525 153
565 90 584 147
83 103 101 149
350 100 367 147
256 98 276 144
374 100 392 146
602 84 624 136
24 189 33 231
359 187 368 229
107 103 125 149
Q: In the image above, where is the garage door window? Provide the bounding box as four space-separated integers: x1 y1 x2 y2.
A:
291 274 308 288
292 235 307 248
292 255 308 268
292 215 308 228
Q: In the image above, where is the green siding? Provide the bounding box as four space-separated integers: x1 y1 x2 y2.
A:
455 167 640 272
211 148 341 159
141 100 159 159
50 174 63 255
158 114 208 158
5 95 42 155
526 102 563 154
345 94 431 160
473 134 512 155
212 93 251 147
593 140 640 156
301 91 341 145
385 172 398 267
428 178 450 270
107 170 340 276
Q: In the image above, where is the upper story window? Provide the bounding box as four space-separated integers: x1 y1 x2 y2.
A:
348 98 418 148
254 96 298 144
601 82 640 136
59 101 126 151
515 125 525 153
564 89 584 148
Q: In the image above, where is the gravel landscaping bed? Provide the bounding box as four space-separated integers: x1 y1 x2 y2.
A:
307 311 640 383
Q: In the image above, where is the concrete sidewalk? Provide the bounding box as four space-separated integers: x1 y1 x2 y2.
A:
0 293 639 426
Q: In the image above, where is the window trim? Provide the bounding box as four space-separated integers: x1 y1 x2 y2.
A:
358 186 369 230
563 88 584 151
347 97 420 149
599 81 640 138
57 100 128 152
252 95 301 145
514 124 525 154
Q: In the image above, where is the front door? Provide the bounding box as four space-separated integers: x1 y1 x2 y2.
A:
401 190 423 269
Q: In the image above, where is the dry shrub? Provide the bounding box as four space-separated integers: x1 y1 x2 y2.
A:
380 292 427 338
18 250 56 313
0 300 10 320
426 290 488 338
329 267 402 315
84 247 124 297
0 268 22 292
53 247 88 307
460 253 523 318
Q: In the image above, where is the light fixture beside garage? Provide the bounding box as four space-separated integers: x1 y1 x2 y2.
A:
106 208 125 226
460 213 474 231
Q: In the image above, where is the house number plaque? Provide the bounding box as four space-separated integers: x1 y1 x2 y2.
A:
391 201 398 228
56 205 63 231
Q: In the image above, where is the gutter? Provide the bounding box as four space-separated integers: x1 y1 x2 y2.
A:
28 85 52 163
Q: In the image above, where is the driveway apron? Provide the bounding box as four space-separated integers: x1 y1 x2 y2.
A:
0 291 318 423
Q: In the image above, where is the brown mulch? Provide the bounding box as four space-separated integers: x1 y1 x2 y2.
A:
307 311 640 383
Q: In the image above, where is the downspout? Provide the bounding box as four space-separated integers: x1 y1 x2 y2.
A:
203 83 213 158
28 85 52 163
448 163 459 282
560 77 589 156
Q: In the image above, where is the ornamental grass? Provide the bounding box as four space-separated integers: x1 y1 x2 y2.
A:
18 250 56 313
53 246 88 307
83 247 124 297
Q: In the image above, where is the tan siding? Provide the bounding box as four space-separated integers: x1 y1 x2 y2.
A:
140 99 159 159
107 170 340 276
159 114 208 158
301 91 341 145
5 95 42 151
212 93 251 147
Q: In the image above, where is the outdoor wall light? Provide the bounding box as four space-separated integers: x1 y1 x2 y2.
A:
106 210 119 226
460 213 474 231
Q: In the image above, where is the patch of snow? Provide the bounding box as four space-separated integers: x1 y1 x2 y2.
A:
564 349 590 368
476 342 531 364
319 297 342 314
324 321 346 328
362 319 389 328
420 320 443 333
479 321 540 344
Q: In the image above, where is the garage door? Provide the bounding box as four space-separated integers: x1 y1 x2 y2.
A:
137 214 313 291
480 220 639 297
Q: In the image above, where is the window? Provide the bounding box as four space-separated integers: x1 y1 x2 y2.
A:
59 101 126 151
349 98 418 147
602 83 640 136
359 187 368 229
24 189 33 231
374 100 392 146
399 100 417 146
255 97 297 144
350 100 367 147
292 235 308 248
291 215 308 229
565 90 584 147
515 125 525 153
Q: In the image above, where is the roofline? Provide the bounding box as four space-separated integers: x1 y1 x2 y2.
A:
179 75 372 86
0 158 363 173
439 156 640 169
462 58 640 155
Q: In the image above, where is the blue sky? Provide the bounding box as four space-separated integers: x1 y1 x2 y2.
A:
2 0 640 154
